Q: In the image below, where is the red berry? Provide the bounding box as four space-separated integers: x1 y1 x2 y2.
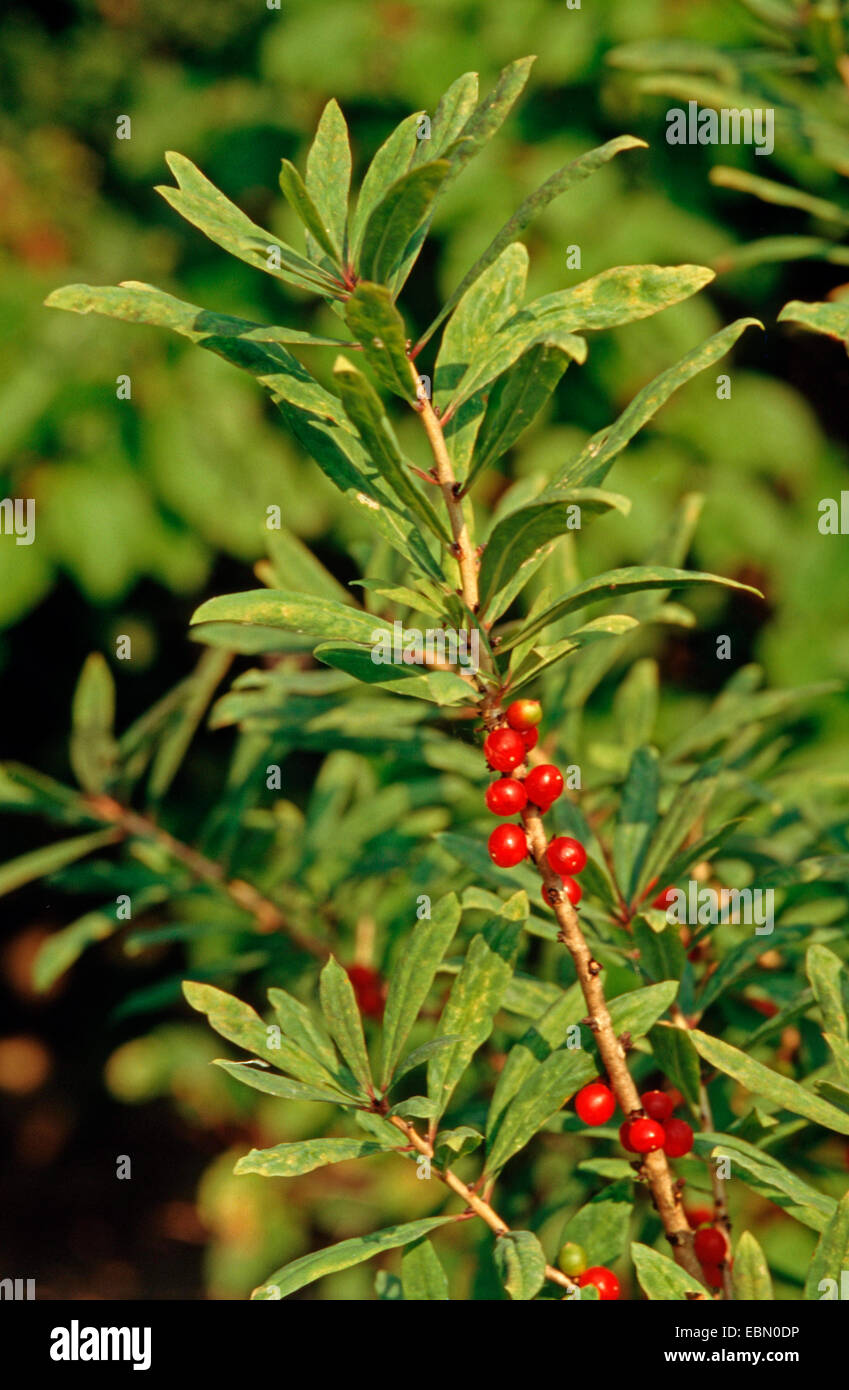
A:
665 1087 685 1111
575 1082 616 1126
488 823 527 868
652 884 677 911
578 1266 620 1301
619 1120 638 1153
524 764 564 809
347 964 385 1020
485 778 528 816
663 1117 694 1157
547 836 587 876
505 699 542 731
562 876 582 905
700 1263 723 1290
484 727 525 773
627 1117 666 1153
641 1089 674 1122
521 727 538 751
685 1205 714 1230
694 1227 727 1265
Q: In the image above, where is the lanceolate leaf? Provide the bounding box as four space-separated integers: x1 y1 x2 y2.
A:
514 264 714 338
253 1216 455 1299
464 341 572 488
427 893 527 1119
391 1036 464 1087
497 568 759 654
279 159 344 266
485 1047 597 1177
267 987 340 1074
0 828 119 901
648 1023 701 1113
319 956 374 1097
804 1190 849 1299
486 983 586 1139
733 1231 773 1300
613 747 659 902
190 591 390 649
305 98 351 263
420 135 646 350
401 1239 450 1300
332 355 450 542
412 71 479 164
446 320 587 416
541 318 762 494
313 642 473 707
493 1231 546 1300
357 160 451 285
779 299 849 349
434 243 529 410
350 113 422 256
697 1133 835 1232
156 152 339 295
561 1185 634 1267
380 893 461 1088
344 282 418 401
69 653 117 794
234 1138 392 1178
214 1061 352 1107
631 1243 705 1300
479 492 630 617
690 1031 849 1135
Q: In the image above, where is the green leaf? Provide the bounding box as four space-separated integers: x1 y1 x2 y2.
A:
344 282 417 401
213 1060 349 1107
427 893 526 1119
332 355 450 542
380 893 461 1088
304 98 351 263
319 956 374 1097
608 981 680 1040
253 1216 455 1299
496 568 759 654
452 56 535 175
631 1243 705 1300
648 1023 701 1113
413 71 479 164
279 159 344 265
32 905 124 991
485 1047 597 1177
190 590 389 649
267 987 340 1075
446 319 586 416
635 761 722 897
542 318 762 493
516 264 714 339
733 1231 773 1300
401 1239 450 1300
697 925 811 1015
0 828 118 900
464 341 572 488
350 113 422 256
696 1133 835 1232
613 747 659 903
804 1190 849 1299
313 642 473 707
561 1184 634 1266
234 1137 391 1177
155 152 339 295
357 160 451 285
479 491 630 618
486 983 586 1139
493 1231 546 1301
761 854 849 888
69 654 117 793
711 166 849 226
420 136 646 351
391 1036 464 1088
690 1031 849 1135
779 299 849 350
147 648 232 802
506 615 640 691
432 1126 483 1163
435 243 529 409
387 1096 437 1119
0 763 89 824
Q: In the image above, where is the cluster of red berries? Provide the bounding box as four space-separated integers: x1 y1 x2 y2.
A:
346 964 386 1021
689 1218 730 1290
484 700 587 909
574 1082 695 1159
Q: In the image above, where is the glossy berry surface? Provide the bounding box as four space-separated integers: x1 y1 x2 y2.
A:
523 764 564 808
556 1241 587 1277
547 836 587 876
488 823 527 868
701 1263 723 1290
505 699 542 731
627 1117 666 1153
685 1206 714 1230
578 1266 620 1301
652 884 678 911
619 1120 638 1153
575 1082 616 1126
694 1227 727 1265
641 1089 674 1122
662 1117 694 1157
541 877 582 908
346 964 385 1020
521 727 538 751
484 727 525 772
485 778 527 816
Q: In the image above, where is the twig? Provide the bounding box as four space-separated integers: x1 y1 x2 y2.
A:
84 794 328 958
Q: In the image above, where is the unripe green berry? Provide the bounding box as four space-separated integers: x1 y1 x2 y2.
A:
557 1241 587 1277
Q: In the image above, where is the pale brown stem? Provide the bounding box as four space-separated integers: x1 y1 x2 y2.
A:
415 389 481 614
521 800 706 1286
387 1113 577 1296
84 795 327 958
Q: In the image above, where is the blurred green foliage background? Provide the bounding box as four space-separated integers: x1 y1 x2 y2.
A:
1 0 848 1299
